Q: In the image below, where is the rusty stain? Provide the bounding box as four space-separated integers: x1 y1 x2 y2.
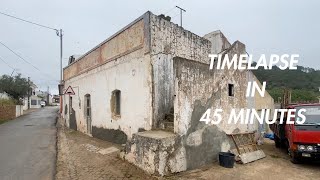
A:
64 20 145 81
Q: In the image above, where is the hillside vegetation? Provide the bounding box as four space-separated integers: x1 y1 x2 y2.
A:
252 66 320 102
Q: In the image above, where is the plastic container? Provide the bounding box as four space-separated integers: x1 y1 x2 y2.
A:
219 152 235 168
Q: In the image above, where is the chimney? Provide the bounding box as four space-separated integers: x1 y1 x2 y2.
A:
158 14 171 22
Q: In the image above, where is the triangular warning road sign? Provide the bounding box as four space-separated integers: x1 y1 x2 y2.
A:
64 86 75 95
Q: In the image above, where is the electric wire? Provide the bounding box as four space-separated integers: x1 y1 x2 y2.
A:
0 40 58 81
0 11 58 31
0 56 15 70
158 0 184 16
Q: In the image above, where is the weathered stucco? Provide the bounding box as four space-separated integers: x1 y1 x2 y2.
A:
247 71 275 133
149 13 211 128
124 23 274 175
62 11 275 176
62 48 153 141
64 16 147 81
173 57 236 170
125 131 180 176
203 30 231 54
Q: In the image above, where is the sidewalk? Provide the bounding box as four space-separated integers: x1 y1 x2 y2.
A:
55 117 154 180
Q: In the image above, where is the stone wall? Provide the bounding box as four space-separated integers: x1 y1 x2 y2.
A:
0 105 16 121
125 131 179 176
149 13 211 128
125 56 243 176
174 41 250 135
173 57 236 170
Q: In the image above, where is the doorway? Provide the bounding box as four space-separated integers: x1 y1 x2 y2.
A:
85 94 92 134
69 96 77 130
69 96 72 116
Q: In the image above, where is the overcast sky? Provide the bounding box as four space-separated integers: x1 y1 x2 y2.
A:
0 0 319 94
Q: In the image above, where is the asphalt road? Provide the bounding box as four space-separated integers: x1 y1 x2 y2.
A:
0 107 58 180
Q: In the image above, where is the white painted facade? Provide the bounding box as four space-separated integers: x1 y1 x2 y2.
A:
62 49 153 138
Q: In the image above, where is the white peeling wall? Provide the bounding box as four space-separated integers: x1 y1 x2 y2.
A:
62 49 153 140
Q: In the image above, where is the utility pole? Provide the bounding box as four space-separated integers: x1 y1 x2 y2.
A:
47 86 50 106
0 12 63 82
176 6 186 27
56 29 64 114
0 11 64 110
27 77 30 109
56 29 63 83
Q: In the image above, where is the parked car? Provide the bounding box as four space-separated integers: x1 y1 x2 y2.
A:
40 101 46 107
270 104 320 163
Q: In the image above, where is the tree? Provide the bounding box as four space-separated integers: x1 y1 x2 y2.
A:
0 74 31 104
253 65 320 102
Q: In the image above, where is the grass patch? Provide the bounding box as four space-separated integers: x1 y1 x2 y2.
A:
0 98 16 105
0 120 9 125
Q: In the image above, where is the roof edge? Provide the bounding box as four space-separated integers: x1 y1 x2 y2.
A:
64 11 151 70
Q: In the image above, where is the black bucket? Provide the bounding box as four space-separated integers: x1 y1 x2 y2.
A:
219 152 235 168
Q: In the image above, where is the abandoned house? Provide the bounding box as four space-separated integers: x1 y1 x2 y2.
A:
61 11 274 175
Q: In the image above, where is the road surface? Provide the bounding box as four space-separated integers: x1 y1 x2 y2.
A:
0 107 58 180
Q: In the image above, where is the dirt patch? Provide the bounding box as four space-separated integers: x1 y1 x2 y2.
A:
170 139 320 180
55 116 320 180
55 117 155 180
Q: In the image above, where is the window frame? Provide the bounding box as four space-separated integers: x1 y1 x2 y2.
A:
111 90 121 118
84 94 91 118
228 84 234 97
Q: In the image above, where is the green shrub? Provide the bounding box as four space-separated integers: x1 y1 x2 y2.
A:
0 98 16 105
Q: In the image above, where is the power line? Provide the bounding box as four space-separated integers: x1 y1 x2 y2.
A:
0 41 42 71
0 40 58 81
0 11 63 83
163 6 176 15
171 12 180 19
0 55 15 70
0 11 57 31
0 58 54 88
159 0 184 16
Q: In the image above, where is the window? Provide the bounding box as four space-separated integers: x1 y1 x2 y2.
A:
111 90 121 116
31 100 37 105
228 84 234 97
